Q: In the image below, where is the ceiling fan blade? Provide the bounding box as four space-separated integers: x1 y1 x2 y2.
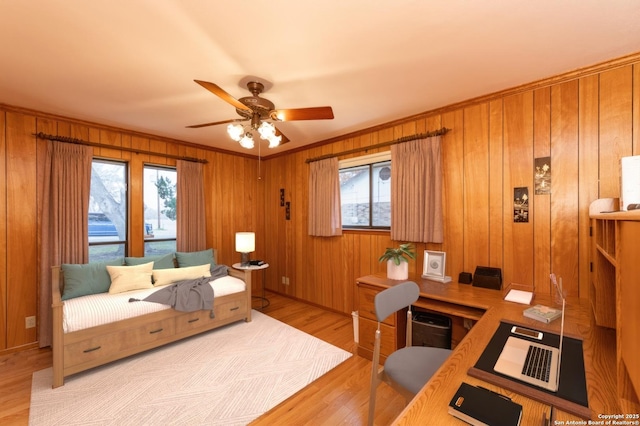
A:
194 80 251 112
186 118 240 129
271 106 334 121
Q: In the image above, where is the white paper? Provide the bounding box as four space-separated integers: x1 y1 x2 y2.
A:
504 289 533 305
621 155 640 210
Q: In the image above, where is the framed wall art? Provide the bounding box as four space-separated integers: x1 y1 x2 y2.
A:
513 187 529 223
422 250 452 283
534 157 551 195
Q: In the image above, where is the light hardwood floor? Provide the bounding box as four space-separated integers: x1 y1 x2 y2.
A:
0 292 406 426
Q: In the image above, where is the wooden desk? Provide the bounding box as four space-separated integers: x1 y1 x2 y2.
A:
356 274 636 424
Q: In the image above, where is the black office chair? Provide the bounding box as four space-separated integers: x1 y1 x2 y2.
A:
367 281 451 426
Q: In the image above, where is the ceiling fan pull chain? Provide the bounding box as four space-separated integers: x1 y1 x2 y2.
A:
258 140 262 180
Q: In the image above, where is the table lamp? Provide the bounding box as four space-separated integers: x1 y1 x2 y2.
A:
235 232 255 266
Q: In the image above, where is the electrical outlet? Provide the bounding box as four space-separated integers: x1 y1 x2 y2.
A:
25 316 36 329
282 276 286 284
285 277 290 285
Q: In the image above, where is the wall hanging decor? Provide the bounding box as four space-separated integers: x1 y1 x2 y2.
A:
534 157 551 195
513 187 529 223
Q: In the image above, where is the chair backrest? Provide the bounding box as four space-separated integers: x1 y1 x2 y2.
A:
374 281 420 322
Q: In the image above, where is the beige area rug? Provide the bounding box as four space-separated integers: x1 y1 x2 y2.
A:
29 310 352 426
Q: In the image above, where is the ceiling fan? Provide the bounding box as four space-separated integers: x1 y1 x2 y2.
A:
187 79 334 148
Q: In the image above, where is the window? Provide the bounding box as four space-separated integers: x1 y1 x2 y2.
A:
89 160 127 262
339 152 391 229
143 165 177 256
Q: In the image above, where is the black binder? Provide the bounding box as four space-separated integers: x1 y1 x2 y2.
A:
448 382 522 426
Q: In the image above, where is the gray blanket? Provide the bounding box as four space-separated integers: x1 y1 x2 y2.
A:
143 276 214 312
129 265 229 313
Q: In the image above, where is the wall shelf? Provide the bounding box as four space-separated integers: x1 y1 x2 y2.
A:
589 199 640 413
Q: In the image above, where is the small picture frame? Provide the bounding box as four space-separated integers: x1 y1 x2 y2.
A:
423 250 446 279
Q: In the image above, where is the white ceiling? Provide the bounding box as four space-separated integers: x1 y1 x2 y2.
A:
2 1 640 156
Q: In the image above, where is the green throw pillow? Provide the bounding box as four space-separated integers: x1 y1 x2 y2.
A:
175 248 215 270
125 253 175 269
61 258 124 300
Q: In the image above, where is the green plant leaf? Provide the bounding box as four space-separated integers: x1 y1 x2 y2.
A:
379 242 415 264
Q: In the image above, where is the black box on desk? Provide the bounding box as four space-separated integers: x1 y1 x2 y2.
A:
412 312 452 349
473 266 502 290
458 272 473 284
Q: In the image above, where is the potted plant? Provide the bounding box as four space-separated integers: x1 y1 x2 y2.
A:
379 243 416 280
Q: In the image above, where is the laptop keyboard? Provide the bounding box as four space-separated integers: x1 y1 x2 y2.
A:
522 345 552 382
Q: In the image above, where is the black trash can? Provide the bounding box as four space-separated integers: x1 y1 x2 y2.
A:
412 311 452 349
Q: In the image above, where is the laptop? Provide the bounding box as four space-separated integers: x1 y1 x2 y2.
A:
493 274 566 392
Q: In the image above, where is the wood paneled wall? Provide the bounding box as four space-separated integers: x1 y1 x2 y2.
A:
0 111 262 352
0 53 639 352
260 58 640 318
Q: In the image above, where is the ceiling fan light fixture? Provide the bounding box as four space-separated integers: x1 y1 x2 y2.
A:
239 133 254 149
271 111 285 121
257 121 275 138
267 134 281 148
257 121 281 148
227 123 244 141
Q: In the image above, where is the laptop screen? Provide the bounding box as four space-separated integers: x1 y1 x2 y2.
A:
550 274 566 388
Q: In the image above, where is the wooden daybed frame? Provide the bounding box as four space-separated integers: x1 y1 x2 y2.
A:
51 258 252 388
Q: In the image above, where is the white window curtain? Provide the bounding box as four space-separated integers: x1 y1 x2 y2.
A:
308 157 342 237
176 160 206 251
390 136 443 243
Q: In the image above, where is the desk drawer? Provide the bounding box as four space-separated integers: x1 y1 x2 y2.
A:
358 286 396 326
358 316 397 358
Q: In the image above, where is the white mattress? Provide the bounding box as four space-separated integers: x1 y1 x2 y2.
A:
62 275 245 333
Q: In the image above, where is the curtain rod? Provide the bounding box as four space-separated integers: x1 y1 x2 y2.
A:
305 127 450 163
33 132 208 164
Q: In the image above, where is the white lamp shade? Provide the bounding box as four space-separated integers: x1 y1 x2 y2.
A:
239 133 255 149
227 123 244 141
235 232 255 253
258 121 276 139
267 134 282 148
